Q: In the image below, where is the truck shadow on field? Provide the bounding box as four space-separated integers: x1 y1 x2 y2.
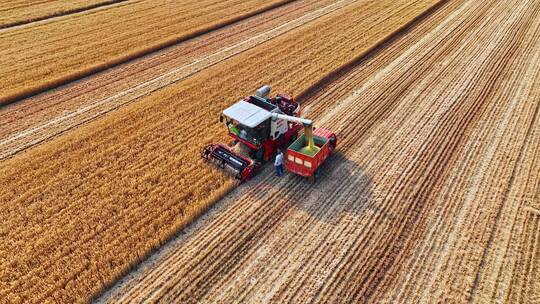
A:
273 151 389 224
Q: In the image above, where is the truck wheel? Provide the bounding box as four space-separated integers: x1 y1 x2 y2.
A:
310 168 320 183
329 136 336 153
314 168 320 181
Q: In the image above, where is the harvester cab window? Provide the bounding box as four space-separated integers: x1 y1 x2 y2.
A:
255 119 270 142
231 119 270 146
227 120 240 136
239 129 248 140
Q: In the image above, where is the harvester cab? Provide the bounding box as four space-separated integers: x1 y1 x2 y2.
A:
202 85 337 182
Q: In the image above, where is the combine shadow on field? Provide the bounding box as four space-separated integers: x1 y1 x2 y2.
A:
274 152 390 224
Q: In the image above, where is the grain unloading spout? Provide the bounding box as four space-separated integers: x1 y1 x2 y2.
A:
271 113 319 156
271 113 312 125
302 124 319 156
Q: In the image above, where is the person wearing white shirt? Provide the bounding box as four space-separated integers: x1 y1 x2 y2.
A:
274 149 284 177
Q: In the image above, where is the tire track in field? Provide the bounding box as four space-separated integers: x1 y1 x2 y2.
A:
97 0 540 302
0 0 354 161
502 208 540 303
483 31 540 301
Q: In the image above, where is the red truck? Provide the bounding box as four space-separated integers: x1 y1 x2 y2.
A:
284 127 337 181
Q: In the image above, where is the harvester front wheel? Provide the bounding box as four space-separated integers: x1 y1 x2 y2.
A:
255 147 266 162
201 145 212 160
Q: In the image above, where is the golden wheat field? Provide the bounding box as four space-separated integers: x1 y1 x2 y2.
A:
0 0 292 105
0 0 122 28
1 0 538 303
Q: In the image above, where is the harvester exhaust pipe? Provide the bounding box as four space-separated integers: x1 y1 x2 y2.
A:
255 85 272 98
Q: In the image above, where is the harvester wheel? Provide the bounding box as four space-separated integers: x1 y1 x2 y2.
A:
255 147 266 162
201 145 211 160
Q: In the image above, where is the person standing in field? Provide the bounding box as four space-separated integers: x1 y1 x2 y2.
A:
275 148 284 177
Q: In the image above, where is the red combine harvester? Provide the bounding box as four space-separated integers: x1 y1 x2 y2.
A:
202 85 337 182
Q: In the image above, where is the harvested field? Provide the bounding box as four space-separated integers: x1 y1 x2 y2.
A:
506 210 540 303
0 0 126 29
0 0 293 105
97 0 540 302
0 0 442 302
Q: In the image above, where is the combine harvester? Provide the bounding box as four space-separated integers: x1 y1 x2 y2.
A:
202 85 337 182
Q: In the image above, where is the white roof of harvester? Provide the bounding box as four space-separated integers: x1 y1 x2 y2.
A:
223 100 272 128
